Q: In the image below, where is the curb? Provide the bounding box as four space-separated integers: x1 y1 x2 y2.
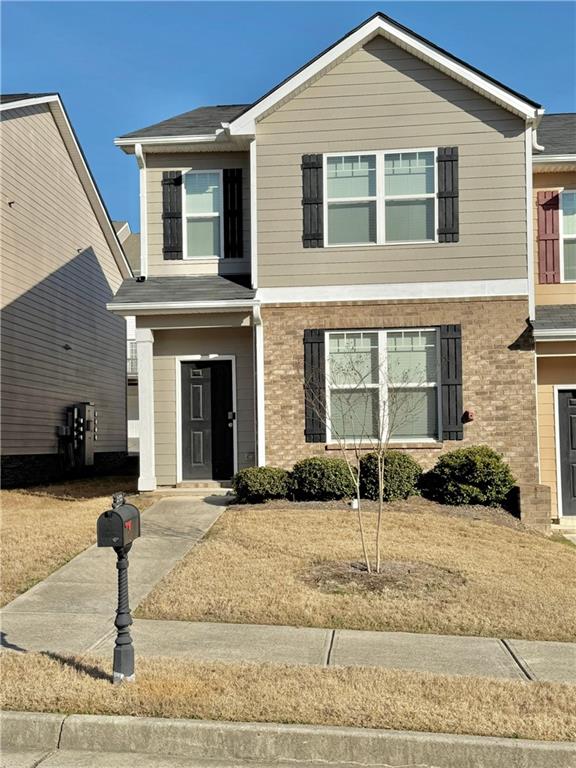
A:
1 712 575 767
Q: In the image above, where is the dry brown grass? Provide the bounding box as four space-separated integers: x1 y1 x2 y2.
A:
1 651 575 742
0 476 152 606
137 498 576 642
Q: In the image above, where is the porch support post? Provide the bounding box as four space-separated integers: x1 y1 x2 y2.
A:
136 327 156 490
253 305 266 466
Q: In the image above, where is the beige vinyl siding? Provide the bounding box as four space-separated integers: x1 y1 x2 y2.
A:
0 104 126 456
148 325 255 486
536 353 576 516
256 36 527 288
533 171 576 305
146 152 251 277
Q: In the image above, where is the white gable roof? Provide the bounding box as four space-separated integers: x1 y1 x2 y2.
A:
0 93 132 278
228 12 543 136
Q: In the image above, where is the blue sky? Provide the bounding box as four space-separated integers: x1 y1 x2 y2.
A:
2 2 575 230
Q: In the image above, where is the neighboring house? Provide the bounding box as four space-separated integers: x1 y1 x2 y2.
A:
532 114 576 524
113 220 141 455
109 13 547 516
0 93 132 486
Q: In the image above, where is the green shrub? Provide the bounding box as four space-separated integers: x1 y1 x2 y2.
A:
291 457 356 501
422 445 515 507
359 451 422 501
232 466 290 504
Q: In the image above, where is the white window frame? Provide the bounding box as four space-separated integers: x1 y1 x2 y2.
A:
560 189 576 283
324 327 442 445
181 168 224 260
323 148 438 248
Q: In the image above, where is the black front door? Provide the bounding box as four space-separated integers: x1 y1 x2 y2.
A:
558 389 576 517
181 361 234 481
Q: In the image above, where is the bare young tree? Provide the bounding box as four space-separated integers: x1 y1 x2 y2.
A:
305 330 433 573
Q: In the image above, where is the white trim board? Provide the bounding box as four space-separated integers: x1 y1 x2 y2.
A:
525 128 536 320
228 13 541 136
175 354 238 483
256 279 529 305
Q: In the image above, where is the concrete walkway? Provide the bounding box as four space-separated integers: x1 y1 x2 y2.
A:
1 495 575 683
0 496 226 656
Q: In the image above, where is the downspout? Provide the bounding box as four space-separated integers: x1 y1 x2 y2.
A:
252 304 266 466
134 143 148 278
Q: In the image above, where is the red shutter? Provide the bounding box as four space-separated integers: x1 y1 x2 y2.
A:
537 191 560 284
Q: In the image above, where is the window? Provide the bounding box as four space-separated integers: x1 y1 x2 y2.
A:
183 171 222 258
561 190 576 282
327 329 440 442
325 150 437 246
127 341 137 375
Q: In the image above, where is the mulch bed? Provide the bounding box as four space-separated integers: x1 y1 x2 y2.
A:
304 558 467 598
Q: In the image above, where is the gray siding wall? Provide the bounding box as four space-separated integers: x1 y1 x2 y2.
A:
147 324 255 486
0 104 127 456
256 36 528 288
146 152 251 277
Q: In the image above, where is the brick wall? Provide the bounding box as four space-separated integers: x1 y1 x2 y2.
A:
262 297 538 486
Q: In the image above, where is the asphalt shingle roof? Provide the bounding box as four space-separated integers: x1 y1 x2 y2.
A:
110 275 255 306
118 105 250 140
536 114 576 156
533 305 576 331
0 92 56 104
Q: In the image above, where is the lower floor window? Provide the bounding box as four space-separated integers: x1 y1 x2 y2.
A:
327 329 440 442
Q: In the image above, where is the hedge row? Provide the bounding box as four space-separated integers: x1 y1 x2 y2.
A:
232 445 515 507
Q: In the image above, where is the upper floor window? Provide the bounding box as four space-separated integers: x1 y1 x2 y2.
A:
325 150 437 247
183 171 223 259
561 190 576 282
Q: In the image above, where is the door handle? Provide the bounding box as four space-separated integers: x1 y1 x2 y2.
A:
227 411 236 420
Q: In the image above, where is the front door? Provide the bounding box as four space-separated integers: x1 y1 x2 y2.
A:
181 361 234 481
558 389 576 517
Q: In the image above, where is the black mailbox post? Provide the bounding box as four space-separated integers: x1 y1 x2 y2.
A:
97 492 141 684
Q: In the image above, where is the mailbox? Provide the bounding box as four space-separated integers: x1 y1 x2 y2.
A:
97 503 140 548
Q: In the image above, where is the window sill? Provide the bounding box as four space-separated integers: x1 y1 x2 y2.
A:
324 240 438 249
325 441 443 451
182 256 221 263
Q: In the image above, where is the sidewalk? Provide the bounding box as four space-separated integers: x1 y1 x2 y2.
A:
0 495 226 656
1 495 574 683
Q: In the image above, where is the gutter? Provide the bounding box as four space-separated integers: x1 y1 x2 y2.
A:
533 154 576 164
107 299 258 313
533 328 576 341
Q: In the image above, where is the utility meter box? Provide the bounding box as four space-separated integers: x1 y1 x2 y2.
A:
97 503 141 548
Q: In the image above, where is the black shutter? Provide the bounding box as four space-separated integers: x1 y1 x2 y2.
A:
303 329 326 442
437 147 459 243
162 171 183 260
440 324 463 441
301 154 324 248
223 168 243 259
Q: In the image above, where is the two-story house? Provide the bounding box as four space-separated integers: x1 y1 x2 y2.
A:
109 13 546 511
532 114 576 524
1 93 132 486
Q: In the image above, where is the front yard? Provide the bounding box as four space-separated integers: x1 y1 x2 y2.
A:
137 498 576 642
1 651 575 741
1 476 152 606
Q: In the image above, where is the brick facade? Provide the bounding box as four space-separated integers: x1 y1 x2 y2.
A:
262 296 538 486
